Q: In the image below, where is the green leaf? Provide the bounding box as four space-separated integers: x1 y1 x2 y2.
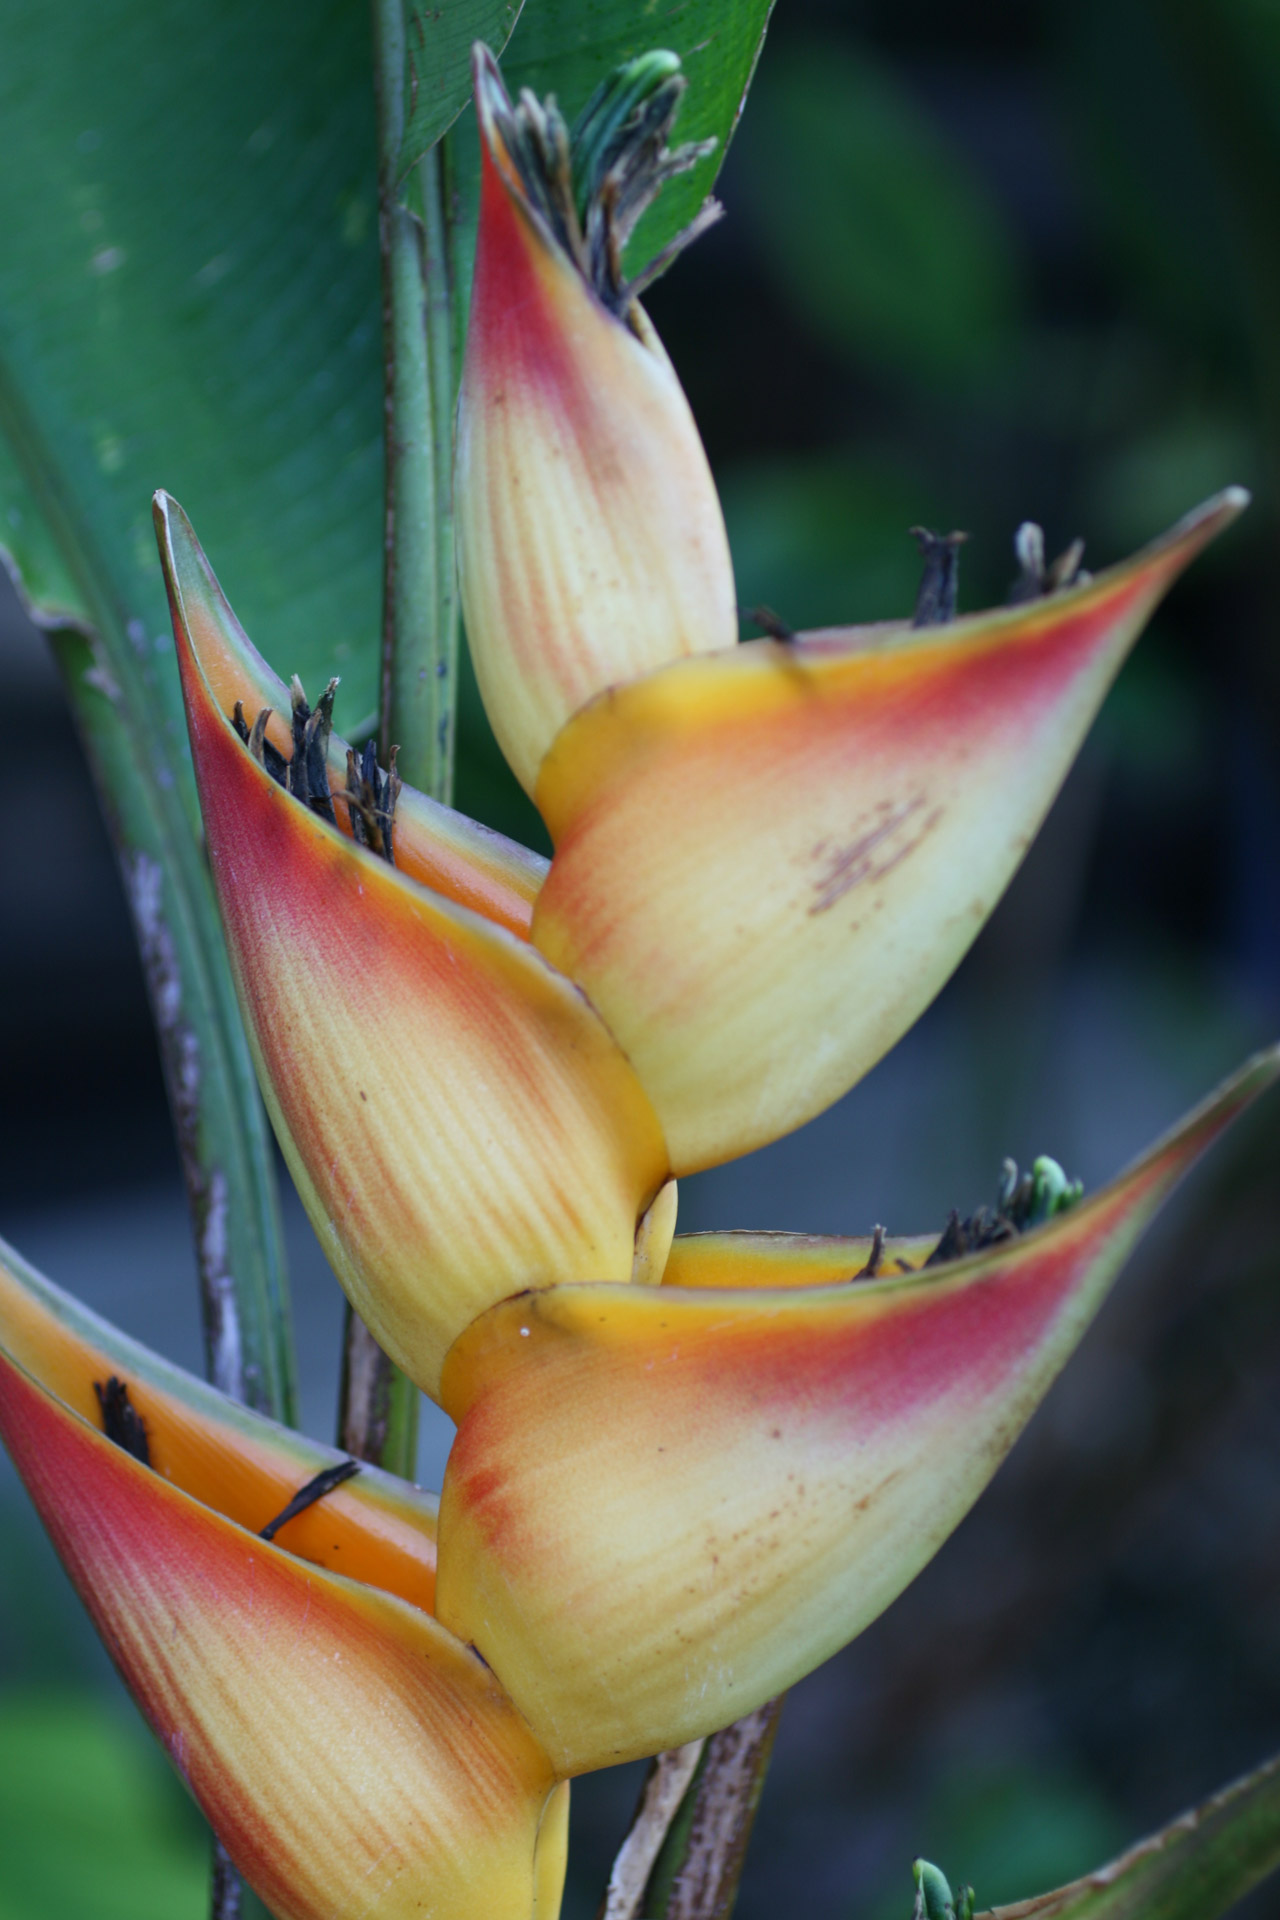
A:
742 38 1022 386
0 0 385 725
981 1750 1280 1920
0 0 404 1415
400 0 525 176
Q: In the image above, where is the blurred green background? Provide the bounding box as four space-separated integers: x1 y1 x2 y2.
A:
3 0 1280 1914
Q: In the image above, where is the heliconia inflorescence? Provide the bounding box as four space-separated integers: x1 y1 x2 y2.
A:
0 37 1273 1920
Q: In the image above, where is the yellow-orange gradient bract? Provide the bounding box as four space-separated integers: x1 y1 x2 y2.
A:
456 48 737 798
532 492 1249 1173
0 1348 561 1920
159 496 669 1402
163 494 546 935
0 1235 438 1609
435 1051 1278 1772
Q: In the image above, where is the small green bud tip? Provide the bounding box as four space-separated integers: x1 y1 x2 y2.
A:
1028 1153 1084 1226
571 50 686 219
912 1861 977 1920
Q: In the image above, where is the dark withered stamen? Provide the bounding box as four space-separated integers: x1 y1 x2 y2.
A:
94 1376 151 1467
230 675 400 862
247 706 273 765
476 47 719 320
243 705 290 786
343 742 401 865
286 676 338 825
1007 522 1090 604
741 604 796 643
910 528 968 627
924 1206 1016 1266
259 1459 362 1543
855 1224 886 1279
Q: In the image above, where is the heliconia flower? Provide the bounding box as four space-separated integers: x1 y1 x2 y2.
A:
455 45 738 796
157 495 669 1400
433 1051 1279 1772
0 1234 567 1920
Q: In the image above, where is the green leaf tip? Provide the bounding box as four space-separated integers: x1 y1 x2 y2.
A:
570 49 687 220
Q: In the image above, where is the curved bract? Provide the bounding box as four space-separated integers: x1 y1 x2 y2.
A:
456 51 736 797
0 1347 561 1920
161 497 669 1401
157 493 546 938
435 1050 1278 1772
533 491 1249 1172
0 1234 439 1609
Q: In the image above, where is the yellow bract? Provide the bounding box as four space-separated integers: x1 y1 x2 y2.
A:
0 1312 561 1920
160 496 669 1402
456 68 736 797
533 493 1247 1171
434 1052 1277 1772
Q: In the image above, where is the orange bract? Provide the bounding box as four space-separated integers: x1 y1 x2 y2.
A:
456 57 736 797
532 492 1248 1172
0 1342 561 1920
160 496 669 1402
435 1052 1277 1771
0 1235 438 1609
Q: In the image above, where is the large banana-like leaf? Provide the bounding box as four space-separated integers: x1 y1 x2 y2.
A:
0 0 774 1411
401 1 526 175
0 0 383 722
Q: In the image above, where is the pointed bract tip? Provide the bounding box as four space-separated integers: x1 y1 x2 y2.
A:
471 42 508 146
1153 484 1250 559
151 489 200 583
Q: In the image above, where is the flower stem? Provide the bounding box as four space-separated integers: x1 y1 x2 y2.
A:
418 138 460 799
602 1698 785 1920
337 1309 419 1480
373 0 457 801
210 1839 243 1920
339 0 466 1476
0 354 299 1427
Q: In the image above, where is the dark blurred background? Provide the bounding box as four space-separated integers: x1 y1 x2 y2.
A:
3 0 1280 1914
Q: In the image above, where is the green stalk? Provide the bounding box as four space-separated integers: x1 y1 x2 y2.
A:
373 0 456 801
418 137 461 802
340 0 463 1476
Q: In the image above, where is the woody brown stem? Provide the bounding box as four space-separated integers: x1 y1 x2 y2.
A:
603 1698 786 1920
337 1306 419 1479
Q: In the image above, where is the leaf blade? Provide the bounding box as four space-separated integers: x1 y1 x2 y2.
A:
400 0 525 174
983 1750 1280 1920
